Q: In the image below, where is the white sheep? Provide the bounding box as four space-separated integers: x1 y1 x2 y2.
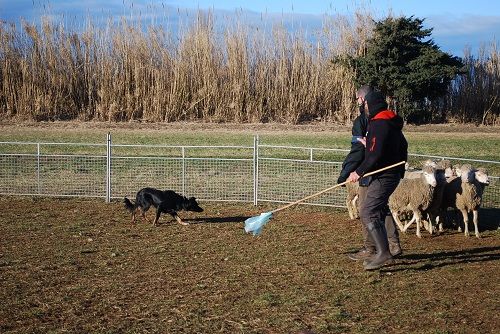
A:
389 164 438 238
438 164 470 232
420 160 454 234
441 165 490 238
404 159 437 180
436 159 455 179
402 159 441 233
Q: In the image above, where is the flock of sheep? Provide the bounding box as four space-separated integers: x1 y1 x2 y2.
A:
346 160 490 238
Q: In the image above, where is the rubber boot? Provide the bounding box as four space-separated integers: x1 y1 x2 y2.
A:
348 224 376 261
363 221 393 270
385 215 402 257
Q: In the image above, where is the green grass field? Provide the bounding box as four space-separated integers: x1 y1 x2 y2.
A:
1 123 499 161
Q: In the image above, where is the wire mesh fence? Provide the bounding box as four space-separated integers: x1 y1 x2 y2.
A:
0 136 499 209
111 156 184 199
257 158 344 207
0 154 38 195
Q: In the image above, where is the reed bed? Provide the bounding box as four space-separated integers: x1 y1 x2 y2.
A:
448 43 500 125
0 11 498 124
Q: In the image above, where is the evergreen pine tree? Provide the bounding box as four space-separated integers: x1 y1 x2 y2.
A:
354 16 463 122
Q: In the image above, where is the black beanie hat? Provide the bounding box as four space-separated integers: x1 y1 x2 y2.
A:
365 91 388 118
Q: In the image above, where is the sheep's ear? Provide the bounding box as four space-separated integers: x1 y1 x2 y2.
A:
477 167 488 174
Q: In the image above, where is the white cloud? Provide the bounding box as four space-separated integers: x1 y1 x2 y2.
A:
426 14 500 56
428 14 500 36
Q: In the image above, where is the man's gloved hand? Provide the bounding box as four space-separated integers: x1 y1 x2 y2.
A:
337 176 347 187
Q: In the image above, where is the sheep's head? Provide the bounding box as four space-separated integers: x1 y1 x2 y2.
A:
444 167 455 179
422 159 438 169
436 159 454 178
474 168 489 185
421 164 437 187
458 164 474 183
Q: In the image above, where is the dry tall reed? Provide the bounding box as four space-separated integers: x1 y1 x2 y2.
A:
447 42 500 125
0 11 498 124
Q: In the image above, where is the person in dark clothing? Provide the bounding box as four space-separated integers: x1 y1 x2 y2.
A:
338 86 402 262
336 86 370 185
347 90 408 270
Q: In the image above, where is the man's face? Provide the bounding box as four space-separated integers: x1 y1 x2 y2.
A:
356 95 364 106
357 95 369 116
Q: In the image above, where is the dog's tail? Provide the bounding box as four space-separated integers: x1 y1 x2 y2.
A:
123 197 137 213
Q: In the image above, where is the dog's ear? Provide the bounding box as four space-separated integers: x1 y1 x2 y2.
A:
189 196 196 201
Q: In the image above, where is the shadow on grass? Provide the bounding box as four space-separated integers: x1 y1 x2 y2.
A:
441 208 500 232
382 246 500 273
478 208 500 230
183 216 250 224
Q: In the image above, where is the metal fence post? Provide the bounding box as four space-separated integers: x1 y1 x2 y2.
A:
106 132 111 203
37 143 41 194
253 135 259 205
182 146 186 195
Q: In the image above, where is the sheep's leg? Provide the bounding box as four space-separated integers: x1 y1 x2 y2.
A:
422 218 430 232
430 213 436 234
423 213 432 234
473 209 480 238
435 215 443 234
403 214 416 232
392 211 406 232
460 209 470 237
427 213 437 235
415 211 422 238
456 209 462 232
437 213 444 232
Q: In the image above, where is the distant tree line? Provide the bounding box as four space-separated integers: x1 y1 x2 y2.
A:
0 13 498 124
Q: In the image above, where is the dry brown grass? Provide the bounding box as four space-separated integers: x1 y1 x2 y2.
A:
448 42 500 125
0 10 373 124
0 9 498 124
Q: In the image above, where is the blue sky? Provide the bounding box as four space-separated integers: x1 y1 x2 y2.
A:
1 0 499 56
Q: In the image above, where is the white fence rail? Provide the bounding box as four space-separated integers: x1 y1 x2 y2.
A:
0 135 499 209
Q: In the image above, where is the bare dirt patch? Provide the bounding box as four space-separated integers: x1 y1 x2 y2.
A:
1 196 498 333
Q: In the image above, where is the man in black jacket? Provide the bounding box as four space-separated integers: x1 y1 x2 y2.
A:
338 86 402 262
337 85 370 184
347 90 408 270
